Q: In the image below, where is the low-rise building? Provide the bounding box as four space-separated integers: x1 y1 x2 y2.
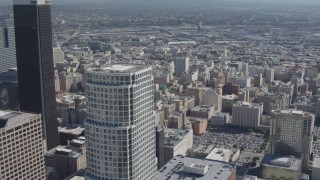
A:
158 156 236 180
205 148 232 162
312 157 320 180
222 94 238 112
261 155 302 180
167 112 184 129
45 146 86 180
190 105 215 120
188 116 208 135
209 112 230 126
164 128 193 163
58 127 85 145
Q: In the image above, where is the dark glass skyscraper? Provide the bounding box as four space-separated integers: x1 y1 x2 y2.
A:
13 0 58 150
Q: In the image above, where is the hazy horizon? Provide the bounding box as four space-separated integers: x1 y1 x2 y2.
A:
1 0 320 6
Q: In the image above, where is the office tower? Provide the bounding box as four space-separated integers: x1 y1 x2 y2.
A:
0 111 46 179
265 68 274 83
232 101 263 128
0 68 19 110
174 57 189 77
0 16 16 73
13 0 58 150
270 110 314 171
254 73 263 87
85 64 157 180
242 62 249 77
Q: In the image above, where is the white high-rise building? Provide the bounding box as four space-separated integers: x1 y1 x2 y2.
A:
174 57 189 77
85 64 157 180
232 101 263 128
203 89 222 112
0 17 16 73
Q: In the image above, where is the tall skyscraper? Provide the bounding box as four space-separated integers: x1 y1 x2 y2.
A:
13 0 58 150
85 64 157 180
270 109 314 171
0 15 17 73
0 111 46 179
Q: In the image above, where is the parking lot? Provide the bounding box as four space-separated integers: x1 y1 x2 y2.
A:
193 126 268 153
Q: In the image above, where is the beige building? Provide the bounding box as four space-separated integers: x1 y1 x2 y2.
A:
167 112 184 129
163 102 176 119
188 116 208 135
202 89 222 112
186 87 206 106
0 111 46 180
270 110 314 171
232 102 263 128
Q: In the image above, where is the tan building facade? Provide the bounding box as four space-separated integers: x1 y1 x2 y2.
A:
0 111 46 180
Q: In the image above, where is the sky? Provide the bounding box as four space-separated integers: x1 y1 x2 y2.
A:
1 0 320 6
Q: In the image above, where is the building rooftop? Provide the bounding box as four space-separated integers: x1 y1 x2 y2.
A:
88 64 149 74
313 157 320 168
233 101 263 108
0 110 40 129
54 146 84 159
191 105 214 112
261 155 302 171
157 156 236 180
58 127 85 135
164 128 192 147
272 109 313 117
205 148 232 162
243 175 258 180
14 0 51 5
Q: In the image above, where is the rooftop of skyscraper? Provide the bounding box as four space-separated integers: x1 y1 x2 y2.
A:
272 109 313 117
0 110 40 129
88 64 149 74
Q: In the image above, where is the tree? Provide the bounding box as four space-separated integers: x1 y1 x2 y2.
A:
314 135 318 142
258 128 265 134
260 142 268 150
251 162 256 168
240 146 245 152
233 144 238 149
248 128 254 133
253 156 260 162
